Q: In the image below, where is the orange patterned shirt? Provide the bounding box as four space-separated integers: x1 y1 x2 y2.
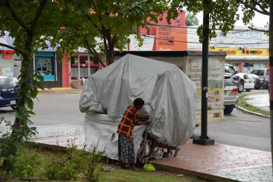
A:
117 106 139 137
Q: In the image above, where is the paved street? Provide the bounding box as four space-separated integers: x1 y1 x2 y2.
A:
193 108 271 151
0 89 271 151
0 89 84 140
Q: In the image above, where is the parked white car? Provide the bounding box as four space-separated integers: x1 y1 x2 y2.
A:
233 73 255 92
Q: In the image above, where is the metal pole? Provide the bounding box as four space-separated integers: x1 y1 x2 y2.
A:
88 55 90 77
269 0 273 169
193 0 214 145
201 5 209 139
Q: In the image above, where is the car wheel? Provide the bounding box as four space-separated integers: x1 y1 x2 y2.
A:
264 81 269 89
224 105 234 115
254 86 261 90
254 82 261 89
245 89 251 92
238 82 244 93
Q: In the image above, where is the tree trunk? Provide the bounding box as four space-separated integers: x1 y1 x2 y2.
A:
1 42 33 170
11 53 32 137
104 30 115 65
269 0 273 169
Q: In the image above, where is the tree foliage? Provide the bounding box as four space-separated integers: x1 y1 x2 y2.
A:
172 0 269 35
0 0 63 170
54 0 171 65
238 0 269 32
171 0 241 39
0 0 172 170
186 13 199 26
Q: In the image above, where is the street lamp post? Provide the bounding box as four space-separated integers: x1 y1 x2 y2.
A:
193 0 214 146
269 0 273 169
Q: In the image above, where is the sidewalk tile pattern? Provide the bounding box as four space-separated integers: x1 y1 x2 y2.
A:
152 140 272 182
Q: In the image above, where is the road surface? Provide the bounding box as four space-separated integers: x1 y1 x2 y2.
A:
193 108 270 151
0 89 271 151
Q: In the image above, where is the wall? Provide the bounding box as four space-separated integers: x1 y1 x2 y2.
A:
154 55 225 123
62 55 70 88
184 55 225 123
0 50 19 77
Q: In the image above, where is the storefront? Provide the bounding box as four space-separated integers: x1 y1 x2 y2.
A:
0 49 104 88
210 47 269 73
33 51 105 89
0 34 104 88
69 53 104 88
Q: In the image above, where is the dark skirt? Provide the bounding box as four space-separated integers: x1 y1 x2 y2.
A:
118 134 135 167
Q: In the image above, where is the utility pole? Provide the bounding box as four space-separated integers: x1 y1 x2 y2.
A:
269 0 273 169
193 0 214 145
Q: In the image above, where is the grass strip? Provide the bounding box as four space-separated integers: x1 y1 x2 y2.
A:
0 147 205 182
238 93 270 116
100 168 202 182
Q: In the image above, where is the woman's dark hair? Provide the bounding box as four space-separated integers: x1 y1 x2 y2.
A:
133 98 145 107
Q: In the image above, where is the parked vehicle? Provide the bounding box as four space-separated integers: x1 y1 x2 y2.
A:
224 76 238 114
233 73 255 92
225 63 237 76
251 68 269 89
224 64 245 93
0 76 19 109
248 73 266 89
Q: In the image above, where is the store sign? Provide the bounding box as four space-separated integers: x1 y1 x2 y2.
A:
156 26 187 51
210 47 268 57
0 50 14 54
2 55 12 59
242 49 263 55
218 49 237 55
0 50 14 59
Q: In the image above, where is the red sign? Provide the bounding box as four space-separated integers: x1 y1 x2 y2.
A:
156 26 187 51
0 50 15 54
2 55 12 59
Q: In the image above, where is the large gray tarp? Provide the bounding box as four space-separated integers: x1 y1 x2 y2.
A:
80 54 196 155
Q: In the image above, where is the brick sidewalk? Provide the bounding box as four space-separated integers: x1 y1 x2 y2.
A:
31 125 272 182
152 140 272 182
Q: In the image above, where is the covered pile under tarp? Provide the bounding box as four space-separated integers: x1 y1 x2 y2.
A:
80 54 196 159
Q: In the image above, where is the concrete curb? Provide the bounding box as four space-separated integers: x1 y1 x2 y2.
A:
27 141 67 153
235 105 270 118
38 87 72 91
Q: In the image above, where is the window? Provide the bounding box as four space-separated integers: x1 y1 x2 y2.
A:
266 69 269 76
225 65 235 75
251 70 264 76
244 74 250 79
224 78 235 86
35 52 56 81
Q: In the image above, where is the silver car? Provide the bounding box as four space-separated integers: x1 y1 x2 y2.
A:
224 76 238 114
251 68 269 89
